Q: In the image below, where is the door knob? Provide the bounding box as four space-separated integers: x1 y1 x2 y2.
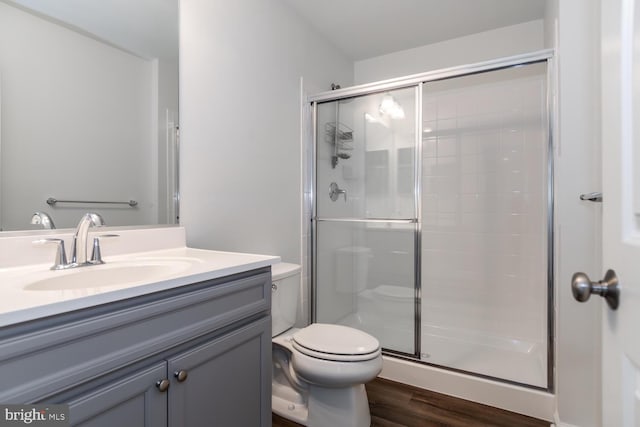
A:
571 269 620 310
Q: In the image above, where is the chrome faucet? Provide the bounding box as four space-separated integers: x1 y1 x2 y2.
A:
35 213 110 270
70 212 105 265
31 212 56 229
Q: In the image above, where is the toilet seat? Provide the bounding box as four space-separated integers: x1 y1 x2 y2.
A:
292 343 380 362
292 324 380 362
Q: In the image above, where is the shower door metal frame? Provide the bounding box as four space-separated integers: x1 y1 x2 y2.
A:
308 48 555 392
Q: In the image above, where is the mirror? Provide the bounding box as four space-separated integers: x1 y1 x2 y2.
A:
0 0 179 231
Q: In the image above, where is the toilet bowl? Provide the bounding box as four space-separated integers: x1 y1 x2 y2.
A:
271 263 383 427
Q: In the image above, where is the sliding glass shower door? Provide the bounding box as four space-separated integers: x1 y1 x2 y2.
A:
420 63 549 387
311 56 551 389
314 88 418 355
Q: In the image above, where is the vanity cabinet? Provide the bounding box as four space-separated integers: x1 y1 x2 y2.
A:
0 267 272 427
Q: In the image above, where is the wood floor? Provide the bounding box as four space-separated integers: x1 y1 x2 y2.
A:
272 378 550 427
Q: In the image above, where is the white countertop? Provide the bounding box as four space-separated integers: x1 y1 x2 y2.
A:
0 247 280 328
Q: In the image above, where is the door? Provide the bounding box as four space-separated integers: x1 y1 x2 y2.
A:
421 63 549 388
601 0 640 424
314 88 418 356
167 318 271 427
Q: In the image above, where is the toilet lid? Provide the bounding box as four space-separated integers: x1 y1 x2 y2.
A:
292 324 380 361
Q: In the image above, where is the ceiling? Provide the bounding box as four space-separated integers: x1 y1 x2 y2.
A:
5 0 545 63
6 0 178 61
282 0 547 61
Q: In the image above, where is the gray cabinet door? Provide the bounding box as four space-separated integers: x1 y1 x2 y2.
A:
67 362 168 427
167 317 271 427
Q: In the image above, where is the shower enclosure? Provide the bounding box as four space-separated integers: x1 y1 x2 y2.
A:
310 52 552 389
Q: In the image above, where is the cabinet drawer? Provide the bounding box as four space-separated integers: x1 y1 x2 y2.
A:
0 268 271 403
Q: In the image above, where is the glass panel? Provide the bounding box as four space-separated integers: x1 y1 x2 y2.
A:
421 62 548 387
316 88 416 219
315 221 415 355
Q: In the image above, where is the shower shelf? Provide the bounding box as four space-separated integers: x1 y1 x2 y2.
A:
325 122 353 168
325 122 353 145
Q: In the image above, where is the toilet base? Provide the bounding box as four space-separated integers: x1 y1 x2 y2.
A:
308 383 371 427
272 382 372 427
273 392 309 425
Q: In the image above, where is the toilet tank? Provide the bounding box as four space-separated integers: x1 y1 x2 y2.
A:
271 262 301 337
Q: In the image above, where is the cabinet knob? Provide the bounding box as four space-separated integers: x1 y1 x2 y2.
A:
174 370 188 382
156 379 170 392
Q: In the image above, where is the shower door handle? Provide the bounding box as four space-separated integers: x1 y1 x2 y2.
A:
571 269 620 310
579 192 603 202
329 182 347 202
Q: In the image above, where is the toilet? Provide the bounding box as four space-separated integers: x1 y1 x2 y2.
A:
271 262 383 427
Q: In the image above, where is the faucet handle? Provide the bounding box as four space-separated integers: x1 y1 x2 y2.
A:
329 182 347 202
34 238 68 270
90 234 119 265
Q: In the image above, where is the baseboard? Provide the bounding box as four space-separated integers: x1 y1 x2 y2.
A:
552 420 582 427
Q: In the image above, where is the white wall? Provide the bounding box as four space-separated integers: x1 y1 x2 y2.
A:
354 20 544 85
0 2 160 230
545 0 558 49
179 0 352 264
554 0 602 425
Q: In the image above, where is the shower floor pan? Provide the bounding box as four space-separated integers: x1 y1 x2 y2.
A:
339 311 546 388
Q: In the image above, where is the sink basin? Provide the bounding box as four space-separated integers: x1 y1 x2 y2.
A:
0 234 281 328
24 260 194 291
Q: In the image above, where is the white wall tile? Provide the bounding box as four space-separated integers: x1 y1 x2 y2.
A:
437 137 458 157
